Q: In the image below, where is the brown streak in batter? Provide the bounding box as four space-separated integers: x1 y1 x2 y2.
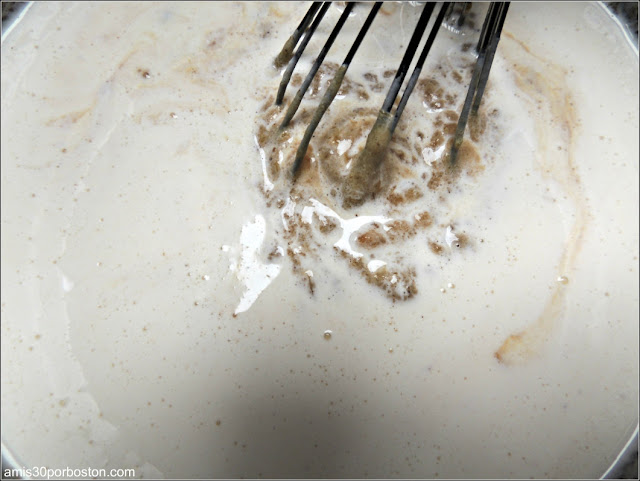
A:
494 34 588 366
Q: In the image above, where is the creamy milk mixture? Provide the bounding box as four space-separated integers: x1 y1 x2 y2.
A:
1 2 638 478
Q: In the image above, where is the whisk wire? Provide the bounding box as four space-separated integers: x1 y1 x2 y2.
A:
274 2 322 69
381 2 434 113
450 2 510 166
276 2 330 105
291 2 383 177
273 2 511 191
280 2 355 129
341 2 449 206
470 3 510 115
391 2 451 133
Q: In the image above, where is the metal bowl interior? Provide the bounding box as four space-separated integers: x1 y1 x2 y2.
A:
0 1 637 479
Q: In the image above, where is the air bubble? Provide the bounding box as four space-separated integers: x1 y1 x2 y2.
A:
557 276 568 284
323 330 332 340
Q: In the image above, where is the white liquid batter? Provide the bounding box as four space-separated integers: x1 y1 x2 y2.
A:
1 2 638 478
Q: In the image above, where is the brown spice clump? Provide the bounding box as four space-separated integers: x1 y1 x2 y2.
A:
252 58 495 301
338 250 418 301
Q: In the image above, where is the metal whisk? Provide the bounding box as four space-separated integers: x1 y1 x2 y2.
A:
273 1 510 203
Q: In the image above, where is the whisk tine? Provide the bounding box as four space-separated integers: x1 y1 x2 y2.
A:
291 2 383 178
292 1 434 181
476 2 499 53
449 2 510 166
280 2 355 130
392 2 450 133
274 2 322 69
444 3 455 20
340 3 439 206
272 1 510 199
342 3 383 66
456 2 470 28
276 2 330 105
381 3 434 113
470 3 509 115
443 2 471 34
